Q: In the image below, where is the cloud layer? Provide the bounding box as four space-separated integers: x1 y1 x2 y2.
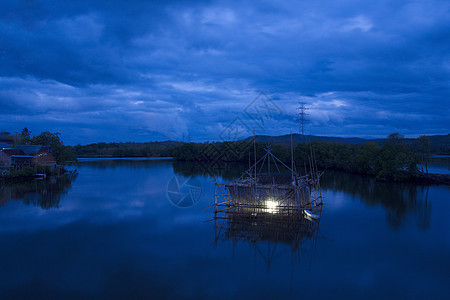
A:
1 0 449 144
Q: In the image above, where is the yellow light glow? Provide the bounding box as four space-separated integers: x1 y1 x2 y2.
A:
265 200 278 214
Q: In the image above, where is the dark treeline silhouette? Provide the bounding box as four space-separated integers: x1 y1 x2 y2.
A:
243 133 450 155
73 141 181 158
70 133 449 159
171 133 438 181
4 128 447 182
0 128 76 163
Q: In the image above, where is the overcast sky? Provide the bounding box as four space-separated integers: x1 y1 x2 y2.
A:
0 0 449 145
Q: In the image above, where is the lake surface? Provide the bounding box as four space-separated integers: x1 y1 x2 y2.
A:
425 156 450 175
1 159 449 299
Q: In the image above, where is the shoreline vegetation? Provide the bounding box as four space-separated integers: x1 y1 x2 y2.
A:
1 129 449 184
1 165 69 184
0 129 76 183
72 132 449 184
170 133 450 184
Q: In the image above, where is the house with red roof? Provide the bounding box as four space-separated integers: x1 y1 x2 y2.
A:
13 145 57 167
0 149 33 168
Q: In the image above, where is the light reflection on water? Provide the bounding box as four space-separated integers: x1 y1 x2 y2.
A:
0 159 449 299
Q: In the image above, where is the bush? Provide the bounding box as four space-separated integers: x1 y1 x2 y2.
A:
36 165 52 175
4 166 35 178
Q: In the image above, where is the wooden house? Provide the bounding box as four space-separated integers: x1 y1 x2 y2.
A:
0 149 33 168
13 145 57 167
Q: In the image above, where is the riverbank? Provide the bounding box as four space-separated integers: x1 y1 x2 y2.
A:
77 157 172 161
0 165 71 184
78 154 450 185
415 173 450 185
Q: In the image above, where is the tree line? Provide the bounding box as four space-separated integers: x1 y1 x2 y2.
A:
72 141 180 158
1 128 76 163
2 127 444 182
171 133 435 181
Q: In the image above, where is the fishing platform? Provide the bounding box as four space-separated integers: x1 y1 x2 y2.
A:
211 144 324 262
212 145 323 221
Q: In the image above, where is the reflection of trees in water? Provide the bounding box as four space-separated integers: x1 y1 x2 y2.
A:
173 161 294 181
77 159 172 169
173 161 249 180
321 170 431 230
0 173 78 209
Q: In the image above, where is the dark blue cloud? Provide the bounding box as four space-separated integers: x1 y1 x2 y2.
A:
0 0 448 144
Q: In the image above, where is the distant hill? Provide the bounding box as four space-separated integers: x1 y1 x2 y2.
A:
241 134 377 145
73 134 449 157
241 134 450 154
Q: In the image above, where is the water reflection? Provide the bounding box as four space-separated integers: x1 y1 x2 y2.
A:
210 155 324 269
425 156 450 175
321 170 431 230
77 157 172 169
0 174 78 209
175 161 434 231
173 160 248 180
214 211 322 269
0 159 449 298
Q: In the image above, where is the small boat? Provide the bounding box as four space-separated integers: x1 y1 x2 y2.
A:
303 209 319 220
35 173 46 179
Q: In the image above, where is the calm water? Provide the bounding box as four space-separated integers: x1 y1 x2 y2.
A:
0 159 449 299
425 156 450 175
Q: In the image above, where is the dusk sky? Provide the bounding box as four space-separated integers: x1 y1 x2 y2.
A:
1 0 449 145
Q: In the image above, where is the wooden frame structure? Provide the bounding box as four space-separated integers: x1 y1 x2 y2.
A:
211 145 325 267
213 145 323 220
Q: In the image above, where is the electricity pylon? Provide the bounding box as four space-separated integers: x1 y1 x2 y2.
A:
296 102 309 143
